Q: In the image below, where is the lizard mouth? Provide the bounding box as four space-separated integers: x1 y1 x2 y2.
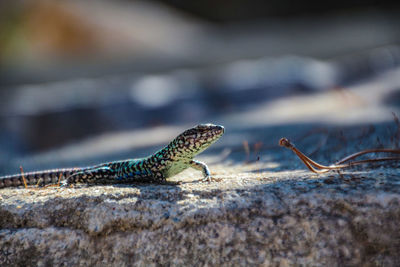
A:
199 124 224 142
209 125 224 141
200 124 224 146
213 125 224 135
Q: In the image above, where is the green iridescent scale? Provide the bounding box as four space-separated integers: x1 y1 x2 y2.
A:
0 124 224 188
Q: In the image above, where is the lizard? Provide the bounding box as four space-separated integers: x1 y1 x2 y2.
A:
0 124 224 188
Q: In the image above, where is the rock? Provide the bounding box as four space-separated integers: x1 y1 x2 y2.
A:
1 166 400 266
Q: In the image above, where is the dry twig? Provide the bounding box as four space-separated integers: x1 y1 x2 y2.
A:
279 138 400 174
19 166 28 188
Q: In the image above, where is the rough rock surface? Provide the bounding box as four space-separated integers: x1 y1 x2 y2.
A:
1 164 400 266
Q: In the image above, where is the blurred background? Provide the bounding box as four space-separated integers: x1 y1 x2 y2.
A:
1 0 400 174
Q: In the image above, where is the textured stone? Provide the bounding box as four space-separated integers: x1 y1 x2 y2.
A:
1 165 400 266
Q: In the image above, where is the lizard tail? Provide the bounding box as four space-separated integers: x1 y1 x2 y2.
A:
0 168 80 188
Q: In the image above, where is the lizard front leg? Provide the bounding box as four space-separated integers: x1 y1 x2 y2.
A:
190 160 219 182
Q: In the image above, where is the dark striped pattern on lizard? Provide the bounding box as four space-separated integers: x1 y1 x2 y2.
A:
0 124 224 188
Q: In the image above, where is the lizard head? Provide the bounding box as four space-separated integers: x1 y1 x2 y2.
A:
171 124 224 159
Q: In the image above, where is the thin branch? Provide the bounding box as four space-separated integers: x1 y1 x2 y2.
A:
19 166 28 188
279 137 400 174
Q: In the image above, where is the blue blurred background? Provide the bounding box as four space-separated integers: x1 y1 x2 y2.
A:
1 0 400 173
